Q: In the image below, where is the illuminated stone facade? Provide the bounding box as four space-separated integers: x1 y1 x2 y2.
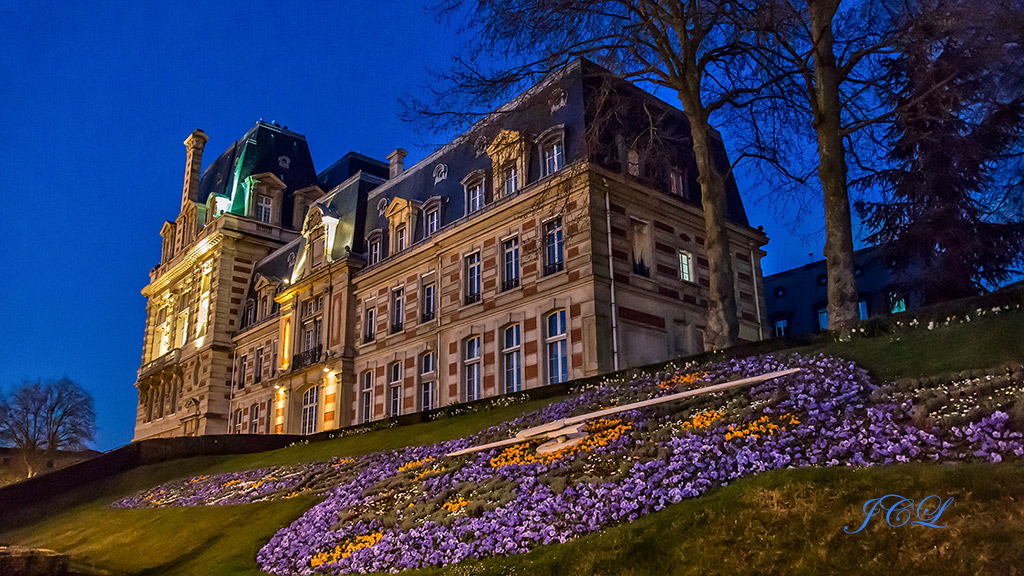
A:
134 61 769 440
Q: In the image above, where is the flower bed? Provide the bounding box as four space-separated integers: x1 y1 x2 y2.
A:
112 353 1024 574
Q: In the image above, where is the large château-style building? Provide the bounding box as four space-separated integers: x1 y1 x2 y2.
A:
134 60 769 440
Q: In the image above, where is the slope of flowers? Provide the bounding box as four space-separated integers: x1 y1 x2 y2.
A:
112 354 1024 574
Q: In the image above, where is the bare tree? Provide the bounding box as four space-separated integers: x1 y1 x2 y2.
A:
0 377 96 478
407 0 776 350
721 0 914 339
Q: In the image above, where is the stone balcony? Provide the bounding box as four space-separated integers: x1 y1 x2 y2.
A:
138 348 180 380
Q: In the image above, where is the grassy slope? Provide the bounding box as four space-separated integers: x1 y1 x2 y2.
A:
2 311 1022 575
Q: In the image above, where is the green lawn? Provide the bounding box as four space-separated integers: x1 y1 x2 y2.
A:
2 310 1022 576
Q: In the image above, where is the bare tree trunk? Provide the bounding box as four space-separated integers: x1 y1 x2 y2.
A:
680 93 739 349
808 0 858 338
22 449 35 479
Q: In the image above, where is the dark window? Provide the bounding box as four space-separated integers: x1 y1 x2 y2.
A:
543 218 564 276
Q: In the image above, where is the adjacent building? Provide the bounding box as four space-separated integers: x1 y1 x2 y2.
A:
764 244 925 338
134 60 769 440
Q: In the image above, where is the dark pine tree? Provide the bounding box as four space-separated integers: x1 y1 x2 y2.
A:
858 0 1024 303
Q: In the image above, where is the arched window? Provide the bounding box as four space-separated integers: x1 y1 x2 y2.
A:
502 324 522 393
464 336 482 401
546 310 568 384
301 386 319 435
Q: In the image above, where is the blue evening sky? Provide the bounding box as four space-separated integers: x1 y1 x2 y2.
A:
0 1 838 450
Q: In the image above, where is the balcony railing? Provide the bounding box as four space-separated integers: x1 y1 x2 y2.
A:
464 292 481 306
292 345 322 371
543 261 564 276
633 260 650 277
390 321 404 334
502 277 520 291
421 310 435 323
138 348 180 379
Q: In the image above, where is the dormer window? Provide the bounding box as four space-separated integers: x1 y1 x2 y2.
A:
501 164 518 197
426 207 440 236
540 137 563 177
256 195 273 223
396 225 407 252
627 147 640 177
467 180 484 214
369 238 382 265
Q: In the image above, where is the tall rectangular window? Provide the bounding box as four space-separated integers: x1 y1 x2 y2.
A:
301 386 319 435
421 282 435 322
238 355 247 390
271 339 278 376
388 362 402 416
631 219 650 277
502 164 519 197
467 181 484 213
670 168 685 197
502 237 520 291
360 371 373 424
543 218 564 275
859 300 869 320
233 408 243 433
256 195 273 223
420 381 434 412
541 139 564 177
679 250 694 283
254 348 264 384
465 252 481 304
464 336 481 401
390 288 404 333
426 208 440 236
546 310 568 384
363 307 376 343
502 324 522 393
249 403 260 434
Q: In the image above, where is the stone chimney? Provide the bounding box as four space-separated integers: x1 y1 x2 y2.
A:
387 148 407 179
182 129 209 209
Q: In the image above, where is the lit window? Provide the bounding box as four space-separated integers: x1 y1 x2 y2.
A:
543 218 564 275
464 336 482 401
369 238 382 265
502 237 520 291
301 386 318 435
546 310 568 384
890 293 906 314
774 318 788 337
421 282 435 322
502 163 518 197
465 252 481 304
502 324 522 393
426 208 440 236
360 371 373 423
396 225 407 252
679 250 694 283
817 308 829 331
256 195 273 223
390 288 404 333
467 181 484 213
541 137 563 177
363 306 376 343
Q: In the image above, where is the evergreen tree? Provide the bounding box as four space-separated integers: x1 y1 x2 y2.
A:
859 0 1024 302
